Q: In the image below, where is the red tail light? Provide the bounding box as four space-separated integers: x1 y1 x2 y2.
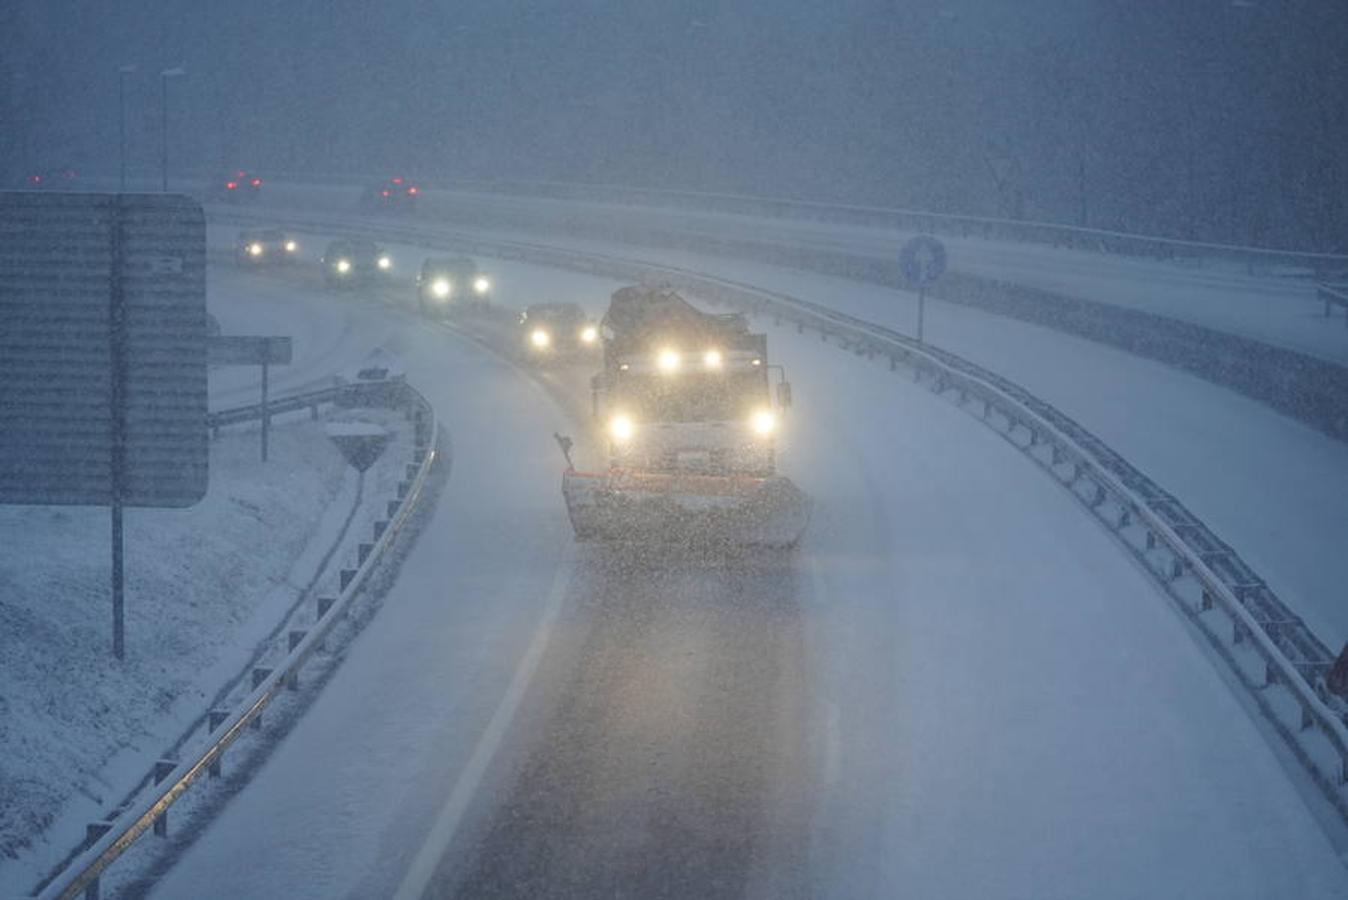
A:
226 181 238 190
251 178 262 187
407 186 419 195
391 176 403 185
29 174 42 184
381 189 391 197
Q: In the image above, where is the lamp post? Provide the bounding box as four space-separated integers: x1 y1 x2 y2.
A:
159 67 185 192
118 65 137 191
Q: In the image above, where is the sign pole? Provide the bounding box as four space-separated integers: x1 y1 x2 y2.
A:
112 504 125 658
917 283 926 344
261 360 270 462
109 198 129 660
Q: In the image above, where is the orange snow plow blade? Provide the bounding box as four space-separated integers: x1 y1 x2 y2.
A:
561 469 810 548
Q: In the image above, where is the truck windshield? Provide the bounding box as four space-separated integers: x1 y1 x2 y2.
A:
614 371 767 422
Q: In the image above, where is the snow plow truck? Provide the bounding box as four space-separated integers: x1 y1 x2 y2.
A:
559 286 809 548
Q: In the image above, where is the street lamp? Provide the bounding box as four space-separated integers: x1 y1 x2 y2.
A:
159 67 185 192
118 65 137 191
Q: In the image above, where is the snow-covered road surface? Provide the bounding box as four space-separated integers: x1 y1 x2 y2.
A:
139 260 1347 899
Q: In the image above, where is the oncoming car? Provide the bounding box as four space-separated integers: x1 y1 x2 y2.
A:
417 257 492 315
234 228 300 266
519 302 600 361
321 239 393 288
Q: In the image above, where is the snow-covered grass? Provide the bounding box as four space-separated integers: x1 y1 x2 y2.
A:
0 400 413 894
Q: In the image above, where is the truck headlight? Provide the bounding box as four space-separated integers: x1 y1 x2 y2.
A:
284 240 298 253
248 242 264 257
473 277 491 294
431 278 451 299
750 409 777 436
609 414 635 442
377 256 392 270
703 349 722 369
580 325 598 344
336 258 352 274
530 328 550 348
657 348 680 373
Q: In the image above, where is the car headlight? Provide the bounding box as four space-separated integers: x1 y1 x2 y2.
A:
335 258 352 274
580 325 598 344
703 349 722 369
377 256 392 270
750 409 777 437
248 242 263 257
431 278 451 299
473 277 490 294
657 348 680 373
609 414 634 443
530 328 550 348
284 240 298 253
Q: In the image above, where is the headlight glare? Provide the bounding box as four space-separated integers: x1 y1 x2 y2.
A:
609 414 634 442
580 325 598 343
657 348 680 373
336 258 352 274
530 328 551 348
377 256 392 270
473 277 491 294
751 409 777 437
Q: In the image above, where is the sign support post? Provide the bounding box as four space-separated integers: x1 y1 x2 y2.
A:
899 235 948 346
261 360 270 462
109 197 129 660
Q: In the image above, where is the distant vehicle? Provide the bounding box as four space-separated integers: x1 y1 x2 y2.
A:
417 257 491 315
22 167 79 189
210 170 263 203
362 176 419 211
321 238 393 288
234 228 300 266
519 302 599 360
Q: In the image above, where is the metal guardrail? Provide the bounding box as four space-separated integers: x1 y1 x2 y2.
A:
1320 284 1348 328
186 167 1348 274
209 206 1348 824
205 385 343 430
422 179 1348 275
37 381 438 900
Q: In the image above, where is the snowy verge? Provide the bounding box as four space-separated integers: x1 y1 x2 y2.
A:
0 404 411 895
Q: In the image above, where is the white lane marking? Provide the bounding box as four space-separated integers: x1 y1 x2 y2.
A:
393 561 574 900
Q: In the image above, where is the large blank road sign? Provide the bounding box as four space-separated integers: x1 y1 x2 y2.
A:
0 192 208 507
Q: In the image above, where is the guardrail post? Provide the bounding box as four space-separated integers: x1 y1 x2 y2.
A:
250 667 272 729
340 568 357 591
1200 589 1214 612
1169 558 1185 581
1145 531 1157 550
1264 661 1278 688
152 760 175 836
358 542 373 565
208 710 229 776
287 630 306 690
316 596 336 620
1232 622 1247 645
82 821 113 900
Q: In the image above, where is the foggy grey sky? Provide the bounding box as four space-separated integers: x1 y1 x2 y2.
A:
3 1 1345 249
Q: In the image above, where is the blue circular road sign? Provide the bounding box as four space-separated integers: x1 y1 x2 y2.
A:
899 235 947 285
